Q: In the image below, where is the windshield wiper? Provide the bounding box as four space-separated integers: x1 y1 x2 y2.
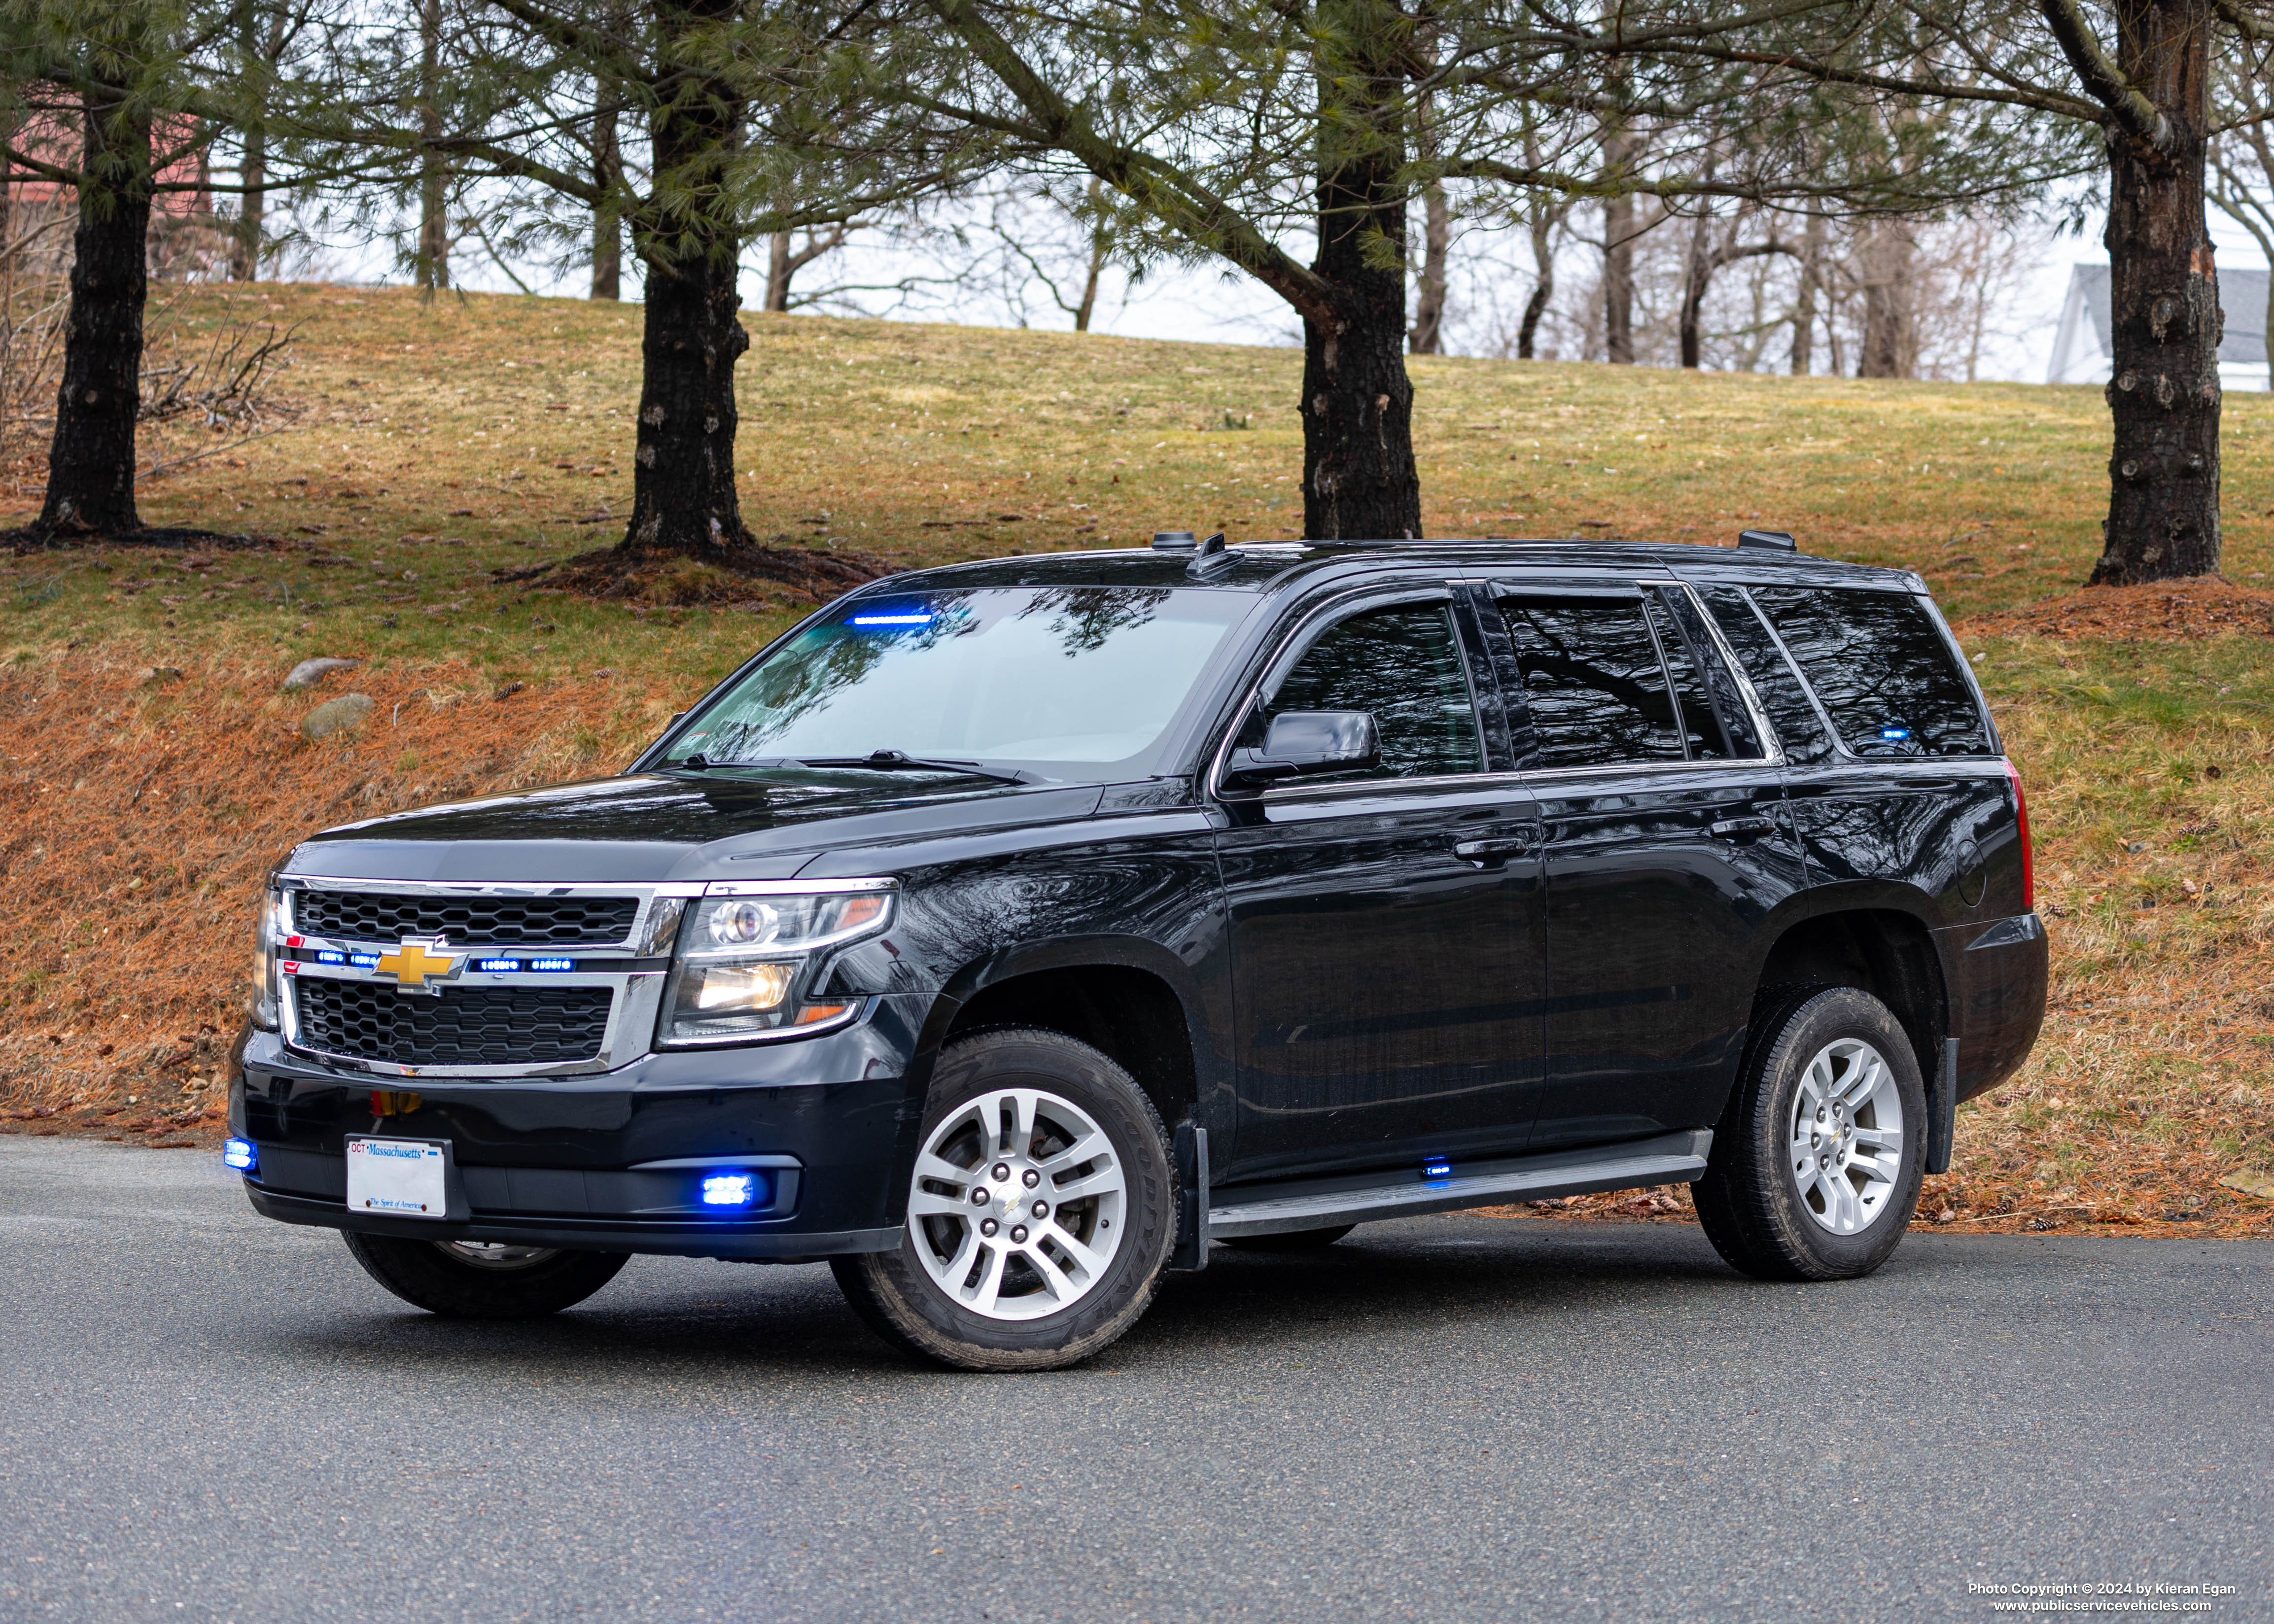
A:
673 753 795 772
798 749 1037 785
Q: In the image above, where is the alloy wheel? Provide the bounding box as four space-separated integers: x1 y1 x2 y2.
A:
1788 1037 1905 1235
907 1087 1127 1321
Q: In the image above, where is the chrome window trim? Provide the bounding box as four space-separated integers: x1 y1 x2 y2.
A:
1665 581 1786 769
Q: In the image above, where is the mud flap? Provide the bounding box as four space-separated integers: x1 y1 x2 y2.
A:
1171 1122 1210 1271
1926 1037 1959 1175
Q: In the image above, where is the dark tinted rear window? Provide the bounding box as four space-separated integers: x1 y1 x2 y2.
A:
1697 585 1836 765
1749 587 1989 758
1499 595 1685 768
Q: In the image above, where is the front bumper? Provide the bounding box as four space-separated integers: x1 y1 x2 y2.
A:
231 990 938 1259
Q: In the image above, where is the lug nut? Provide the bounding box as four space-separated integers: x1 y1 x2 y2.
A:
1022 1169 1041 1188
1010 1225 1028 1244
1032 1200 1049 1218
970 1188 991 1206
980 1218 998 1237
992 1163 1011 1181
1816 1107 1826 1122
1819 1156 1830 1169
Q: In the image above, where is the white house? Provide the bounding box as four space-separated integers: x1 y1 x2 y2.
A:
2048 262 2271 387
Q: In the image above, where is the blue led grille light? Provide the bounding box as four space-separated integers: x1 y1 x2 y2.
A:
528 957 576 972
315 950 347 965
701 1173 759 1207
1423 1158 1452 1178
349 952 382 968
476 958 523 973
223 1138 257 1173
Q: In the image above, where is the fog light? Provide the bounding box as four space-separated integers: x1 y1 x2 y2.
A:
223 1138 257 1174
701 1172 759 1208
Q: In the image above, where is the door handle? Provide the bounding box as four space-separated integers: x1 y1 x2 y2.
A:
1710 816 1777 842
1453 826 1540 865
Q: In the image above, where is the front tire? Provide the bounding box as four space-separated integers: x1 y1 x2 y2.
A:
832 1028 1175 1372
1692 987 1926 1282
343 1232 628 1317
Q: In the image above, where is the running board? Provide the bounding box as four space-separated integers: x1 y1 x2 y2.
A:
1205 1130 1713 1241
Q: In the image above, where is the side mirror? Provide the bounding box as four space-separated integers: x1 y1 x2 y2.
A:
1221 710 1380 792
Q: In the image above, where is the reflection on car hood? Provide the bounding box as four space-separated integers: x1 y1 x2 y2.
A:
284 770 1110 885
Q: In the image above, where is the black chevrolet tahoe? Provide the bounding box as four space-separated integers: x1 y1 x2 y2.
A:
232 530 2047 1370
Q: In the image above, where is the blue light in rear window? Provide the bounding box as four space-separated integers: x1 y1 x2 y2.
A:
476 958 522 973
1880 726 1911 741
529 957 576 972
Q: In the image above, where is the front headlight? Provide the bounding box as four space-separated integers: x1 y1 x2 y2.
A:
658 884 894 1046
249 884 285 1030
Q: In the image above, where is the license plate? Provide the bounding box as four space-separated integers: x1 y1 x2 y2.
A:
346 1137 448 1219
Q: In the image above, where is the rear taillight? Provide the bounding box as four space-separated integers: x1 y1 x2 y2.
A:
2005 759 2033 912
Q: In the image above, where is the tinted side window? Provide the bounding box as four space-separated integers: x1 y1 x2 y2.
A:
1499 595 1684 769
1645 590 1737 760
1697 585 1837 764
1750 587 1990 758
1249 603 1483 780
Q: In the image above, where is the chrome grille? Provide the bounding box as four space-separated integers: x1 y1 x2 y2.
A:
294 891 638 946
293 980 615 1068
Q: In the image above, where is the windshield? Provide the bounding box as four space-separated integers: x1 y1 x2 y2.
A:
662 586 1253 780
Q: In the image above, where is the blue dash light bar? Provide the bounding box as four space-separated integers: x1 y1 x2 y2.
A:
528 957 576 973
701 1173 759 1208
223 1138 257 1173
1423 1157 1452 1179
849 612 934 626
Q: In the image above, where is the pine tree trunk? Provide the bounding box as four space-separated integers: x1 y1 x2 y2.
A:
764 230 792 312
1602 181 1634 365
231 129 265 281
619 0 749 563
1299 0 1419 542
1409 180 1449 355
40 97 150 536
2090 0 2220 582
591 90 621 300
416 0 448 297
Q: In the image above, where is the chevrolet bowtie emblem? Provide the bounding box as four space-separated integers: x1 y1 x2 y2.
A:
376 938 461 991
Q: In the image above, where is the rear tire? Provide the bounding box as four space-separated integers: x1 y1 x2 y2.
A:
343 1232 628 1317
1220 1224 1356 1252
832 1027 1174 1372
1692 986 1926 1282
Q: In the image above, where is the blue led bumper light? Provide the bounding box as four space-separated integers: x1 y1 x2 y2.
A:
700 1172 760 1208
1422 1157 1452 1179
223 1138 258 1174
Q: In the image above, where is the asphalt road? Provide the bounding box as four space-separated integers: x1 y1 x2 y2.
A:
1 1138 2268 1624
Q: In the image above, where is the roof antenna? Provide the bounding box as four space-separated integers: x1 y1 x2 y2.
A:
1738 529 1798 552
1187 533 1233 578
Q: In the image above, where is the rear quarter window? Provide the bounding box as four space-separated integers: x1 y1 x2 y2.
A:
1748 586 1990 758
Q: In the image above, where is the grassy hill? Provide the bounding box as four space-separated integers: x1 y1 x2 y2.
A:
3 281 2272 1236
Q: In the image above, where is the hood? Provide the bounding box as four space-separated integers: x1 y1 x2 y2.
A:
284 769 1110 885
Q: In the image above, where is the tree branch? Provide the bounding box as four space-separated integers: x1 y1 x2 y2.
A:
2037 0 2172 148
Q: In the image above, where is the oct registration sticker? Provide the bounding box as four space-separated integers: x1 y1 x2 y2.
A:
346 1138 449 1218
